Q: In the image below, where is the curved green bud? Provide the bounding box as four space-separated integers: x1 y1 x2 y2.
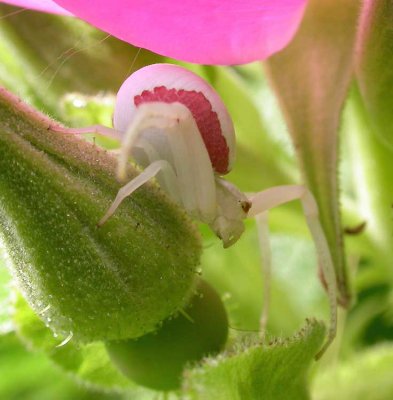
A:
0 87 201 342
265 0 362 307
356 0 393 150
106 279 229 391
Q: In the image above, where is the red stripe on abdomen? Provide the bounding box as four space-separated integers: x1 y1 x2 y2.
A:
134 86 229 174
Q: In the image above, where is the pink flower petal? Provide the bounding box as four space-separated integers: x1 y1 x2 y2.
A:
52 0 307 65
1 0 71 15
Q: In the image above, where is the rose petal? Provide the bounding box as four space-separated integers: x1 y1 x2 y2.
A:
52 0 307 65
0 0 71 15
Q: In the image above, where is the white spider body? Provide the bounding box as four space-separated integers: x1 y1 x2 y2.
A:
102 64 250 247
74 64 337 358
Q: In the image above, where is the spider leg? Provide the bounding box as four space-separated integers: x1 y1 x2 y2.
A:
98 159 175 226
118 102 217 223
51 124 121 141
248 185 337 359
301 190 338 359
134 139 181 204
255 211 271 341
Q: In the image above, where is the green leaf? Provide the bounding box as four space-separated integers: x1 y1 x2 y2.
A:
356 0 393 151
0 87 201 343
0 333 123 400
106 280 228 392
342 87 393 288
265 0 362 306
313 344 393 400
0 256 13 335
0 4 163 120
13 293 158 399
201 223 328 337
183 320 325 400
13 293 131 389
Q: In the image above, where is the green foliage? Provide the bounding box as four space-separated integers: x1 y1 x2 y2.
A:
184 320 325 400
106 280 228 391
0 258 12 334
0 88 201 342
13 293 134 390
356 0 393 151
0 4 163 119
0 2 393 400
0 333 123 400
201 228 328 337
12 293 161 399
313 344 393 400
265 0 362 305
13 279 324 400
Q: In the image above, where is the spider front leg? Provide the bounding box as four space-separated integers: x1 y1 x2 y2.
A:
51 124 122 141
255 211 271 341
99 102 219 230
98 159 177 226
248 185 337 359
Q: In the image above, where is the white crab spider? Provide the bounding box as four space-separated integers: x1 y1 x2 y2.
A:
67 64 337 358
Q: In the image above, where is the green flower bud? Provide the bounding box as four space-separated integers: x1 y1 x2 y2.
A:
106 279 229 391
0 88 201 343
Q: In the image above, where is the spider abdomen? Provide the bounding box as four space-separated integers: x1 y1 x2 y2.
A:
114 64 236 174
134 86 229 174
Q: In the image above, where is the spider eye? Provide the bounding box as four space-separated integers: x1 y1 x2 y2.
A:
240 200 252 213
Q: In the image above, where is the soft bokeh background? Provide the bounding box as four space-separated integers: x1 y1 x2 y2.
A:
0 4 392 399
